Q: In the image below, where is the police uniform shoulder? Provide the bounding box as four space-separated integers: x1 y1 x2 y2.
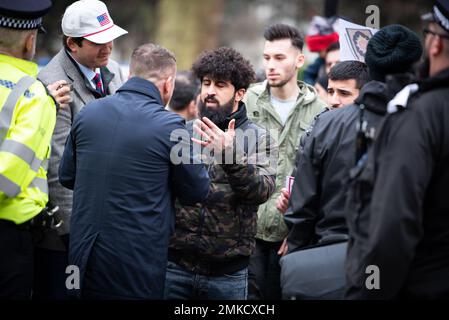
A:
313 105 354 126
314 107 331 120
304 108 337 137
16 79 56 112
16 76 50 99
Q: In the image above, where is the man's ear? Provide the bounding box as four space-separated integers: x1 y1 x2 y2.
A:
25 32 35 52
23 31 36 59
164 75 174 94
188 99 198 118
235 88 246 102
67 37 80 53
432 37 445 56
296 52 305 69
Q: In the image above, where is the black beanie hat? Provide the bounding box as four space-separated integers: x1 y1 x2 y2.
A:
365 24 423 81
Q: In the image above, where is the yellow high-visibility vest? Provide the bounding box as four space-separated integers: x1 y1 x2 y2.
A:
0 53 56 224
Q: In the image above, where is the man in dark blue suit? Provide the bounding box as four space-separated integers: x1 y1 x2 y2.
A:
59 43 210 299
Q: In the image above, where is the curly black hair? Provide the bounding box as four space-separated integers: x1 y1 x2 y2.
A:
192 47 255 90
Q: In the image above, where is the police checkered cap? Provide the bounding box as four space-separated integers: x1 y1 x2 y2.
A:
0 0 51 31
0 14 42 30
434 5 449 32
422 0 449 33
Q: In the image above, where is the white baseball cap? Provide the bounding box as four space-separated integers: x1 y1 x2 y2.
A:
62 0 127 44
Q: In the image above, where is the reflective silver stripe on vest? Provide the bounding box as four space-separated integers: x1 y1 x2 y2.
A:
0 174 21 197
0 139 43 172
30 176 48 195
0 76 36 141
41 158 49 171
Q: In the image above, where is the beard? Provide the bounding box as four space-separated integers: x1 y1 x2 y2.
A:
198 94 235 128
266 62 298 88
267 78 290 88
417 55 430 80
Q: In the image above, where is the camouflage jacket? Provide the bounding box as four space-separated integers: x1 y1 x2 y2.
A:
168 103 278 275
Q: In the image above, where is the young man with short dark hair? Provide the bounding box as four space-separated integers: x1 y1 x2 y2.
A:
244 23 325 300
325 41 340 74
169 77 198 121
327 61 370 109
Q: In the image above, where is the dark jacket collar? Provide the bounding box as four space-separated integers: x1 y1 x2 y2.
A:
116 77 164 106
64 50 115 97
100 66 115 94
355 73 417 115
219 101 249 131
419 67 449 93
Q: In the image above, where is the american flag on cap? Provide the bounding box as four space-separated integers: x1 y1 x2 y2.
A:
97 13 110 26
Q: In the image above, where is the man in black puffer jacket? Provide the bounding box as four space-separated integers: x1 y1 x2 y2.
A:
345 1 449 299
280 24 422 300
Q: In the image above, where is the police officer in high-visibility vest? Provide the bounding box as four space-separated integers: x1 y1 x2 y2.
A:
0 0 56 298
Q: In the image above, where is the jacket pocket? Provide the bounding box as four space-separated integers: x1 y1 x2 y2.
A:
299 120 312 132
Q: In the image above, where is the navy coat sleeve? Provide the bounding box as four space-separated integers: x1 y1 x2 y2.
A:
169 121 210 205
171 162 210 206
58 125 77 190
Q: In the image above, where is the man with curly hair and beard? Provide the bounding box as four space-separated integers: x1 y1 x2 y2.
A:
165 47 278 300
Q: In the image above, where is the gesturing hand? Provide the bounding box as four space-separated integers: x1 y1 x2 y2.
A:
192 117 236 153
